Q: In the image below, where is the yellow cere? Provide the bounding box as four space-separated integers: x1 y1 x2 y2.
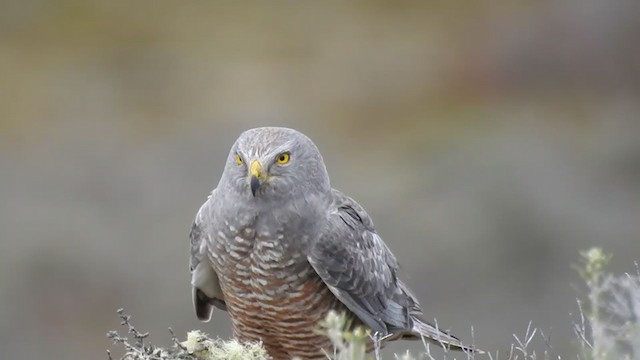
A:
276 152 290 164
235 154 243 165
250 160 263 178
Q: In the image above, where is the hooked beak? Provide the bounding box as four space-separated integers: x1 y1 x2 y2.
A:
249 160 265 197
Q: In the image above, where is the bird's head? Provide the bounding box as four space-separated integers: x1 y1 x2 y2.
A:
220 127 331 203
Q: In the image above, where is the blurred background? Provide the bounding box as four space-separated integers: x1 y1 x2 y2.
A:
1 1 639 358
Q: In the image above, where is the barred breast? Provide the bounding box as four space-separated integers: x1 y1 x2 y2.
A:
209 225 350 360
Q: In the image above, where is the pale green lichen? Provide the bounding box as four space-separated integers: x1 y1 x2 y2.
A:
316 310 372 360
181 330 270 360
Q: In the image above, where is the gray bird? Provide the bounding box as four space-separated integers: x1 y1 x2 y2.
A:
190 127 475 359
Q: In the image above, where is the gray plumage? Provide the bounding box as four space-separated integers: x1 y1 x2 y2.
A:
189 127 476 359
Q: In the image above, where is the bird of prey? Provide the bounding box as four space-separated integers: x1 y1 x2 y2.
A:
189 127 475 359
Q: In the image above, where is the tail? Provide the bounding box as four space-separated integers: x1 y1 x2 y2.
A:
386 281 481 353
383 316 481 354
410 317 480 353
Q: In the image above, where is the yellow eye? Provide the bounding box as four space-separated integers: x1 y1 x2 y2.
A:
235 154 243 165
276 152 290 164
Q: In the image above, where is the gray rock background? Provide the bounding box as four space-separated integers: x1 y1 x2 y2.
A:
1 1 639 358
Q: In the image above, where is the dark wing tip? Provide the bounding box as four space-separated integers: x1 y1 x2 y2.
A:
193 288 214 322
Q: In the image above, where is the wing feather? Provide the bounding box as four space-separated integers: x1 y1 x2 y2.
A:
308 189 413 334
308 189 476 352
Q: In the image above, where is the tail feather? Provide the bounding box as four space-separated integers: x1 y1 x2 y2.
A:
411 317 479 353
383 316 481 354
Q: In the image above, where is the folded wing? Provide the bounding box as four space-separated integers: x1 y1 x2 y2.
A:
190 191 226 321
308 189 474 352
